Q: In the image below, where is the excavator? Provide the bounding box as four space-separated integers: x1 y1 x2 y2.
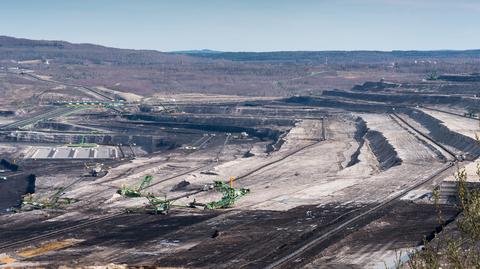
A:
117 175 153 197
20 188 77 211
117 175 173 214
204 178 250 209
189 177 250 209
145 194 173 215
118 175 249 214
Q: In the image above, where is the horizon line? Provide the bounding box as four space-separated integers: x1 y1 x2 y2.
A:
2 35 480 54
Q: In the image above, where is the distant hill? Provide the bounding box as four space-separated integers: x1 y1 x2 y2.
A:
171 49 222 54
1 35 480 97
0 36 195 65
176 50 480 63
2 36 479 66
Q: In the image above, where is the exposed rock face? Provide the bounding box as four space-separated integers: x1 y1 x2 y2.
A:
123 114 287 141
34 121 94 132
352 81 401 92
403 109 480 159
124 113 295 128
283 96 394 112
346 117 402 170
0 132 157 152
365 130 402 170
0 159 18 171
0 173 34 210
322 90 465 106
438 74 480 82
347 117 402 170
347 118 368 167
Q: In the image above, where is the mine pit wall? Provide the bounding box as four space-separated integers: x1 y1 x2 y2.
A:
178 105 239 115
124 113 296 128
281 97 403 170
401 109 480 159
347 117 368 167
365 130 402 170
282 96 394 112
123 114 290 141
0 131 163 153
322 89 465 105
34 121 95 132
388 115 447 162
0 173 35 212
178 104 328 118
0 112 290 153
1 159 19 171
346 116 402 170
322 90 480 111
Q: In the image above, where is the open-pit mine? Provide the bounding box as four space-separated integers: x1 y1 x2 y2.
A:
1 36 480 268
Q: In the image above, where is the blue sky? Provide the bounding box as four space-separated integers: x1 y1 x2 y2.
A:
1 0 479 51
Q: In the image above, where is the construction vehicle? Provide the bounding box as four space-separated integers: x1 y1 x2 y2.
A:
145 194 173 215
115 175 173 215
20 192 77 211
117 175 153 197
84 162 105 177
205 178 250 209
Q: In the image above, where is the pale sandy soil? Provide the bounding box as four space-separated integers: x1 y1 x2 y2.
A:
359 113 440 163
34 74 52 80
96 86 143 102
41 114 446 215
17 60 42 65
420 108 479 139
147 93 278 105
396 113 459 155
0 110 465 268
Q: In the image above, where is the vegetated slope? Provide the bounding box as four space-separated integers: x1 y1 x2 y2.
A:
175 50 480 63
2 36 480 97
0 36 326 96
0 36 196 65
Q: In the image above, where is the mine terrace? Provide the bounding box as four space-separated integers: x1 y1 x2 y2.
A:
0 36 480 268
